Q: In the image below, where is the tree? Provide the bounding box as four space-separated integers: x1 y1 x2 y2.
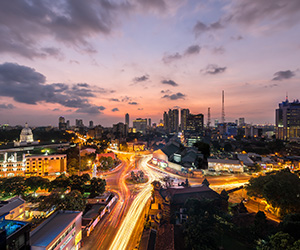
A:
38 190 86 211
62 190 86 211
254 211 267 238
50 174 71 192
2 177 27 196
269 232 294 250
88 178 106 198
280 213 300 239
25 176 50 195
246 171 300 216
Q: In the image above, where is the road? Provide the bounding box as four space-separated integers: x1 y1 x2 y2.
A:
83 151 279 249
82 154 136 250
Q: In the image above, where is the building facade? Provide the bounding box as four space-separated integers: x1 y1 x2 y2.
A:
25 154 67 177
125 113 129 126
181 109 190 131
133 118 147 134
30 211 82 250
186 113 204 133
168 109 179 133
276 99 300 141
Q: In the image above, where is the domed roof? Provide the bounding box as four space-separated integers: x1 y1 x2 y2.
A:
20 123 33 136
20 123 33 142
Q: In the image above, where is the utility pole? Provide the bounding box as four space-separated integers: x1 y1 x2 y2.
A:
79 143 81 175
222 90 225 124
207 107 211 128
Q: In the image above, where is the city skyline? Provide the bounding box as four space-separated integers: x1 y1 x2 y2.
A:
0 0 300 126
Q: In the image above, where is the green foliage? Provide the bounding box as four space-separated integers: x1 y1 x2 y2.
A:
38 190 86 211
246 170 300 216
25 176 50 193
254 211 267 238
129 171 146 183
98 156 115 171
49 174 71 192
183 199 230 250
88 178 106 198
0 177 27 197
280 213 300 239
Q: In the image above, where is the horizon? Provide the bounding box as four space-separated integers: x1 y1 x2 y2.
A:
0 1 299 127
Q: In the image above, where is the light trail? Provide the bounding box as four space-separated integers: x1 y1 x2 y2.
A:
109 156 165 250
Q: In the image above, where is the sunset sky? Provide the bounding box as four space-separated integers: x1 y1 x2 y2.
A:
0 0 299 127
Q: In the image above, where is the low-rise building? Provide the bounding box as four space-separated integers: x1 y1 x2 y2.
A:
30 210 82 250
0 212 31 250
25 154 67 177
0 196 26 220
208 158 244 173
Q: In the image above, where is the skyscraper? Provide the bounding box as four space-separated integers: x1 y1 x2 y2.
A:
181 109 190 131
168 109 179 133
186 113 204 133
238 118 245 127
89 120 94 128
276 99 300 140
133 118 147 134
163 111 169 132
58 116 66 130
125 113 129 126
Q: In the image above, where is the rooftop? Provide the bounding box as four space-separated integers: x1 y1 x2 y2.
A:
0 196 25 214
30 210 81 248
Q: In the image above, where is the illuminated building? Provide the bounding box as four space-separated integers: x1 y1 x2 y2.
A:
208 158 244 173
14 123 39 147
0 152 26 177
163 109 179 133
25 154 67 177
0 213 31 250
30 211 82 250
276 99 300 141
0 196 26 220
186 113 204 133
181 108 190 131
133 118 147 134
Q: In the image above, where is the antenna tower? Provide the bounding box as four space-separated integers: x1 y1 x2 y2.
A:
221 90 225 123
207 107 211 128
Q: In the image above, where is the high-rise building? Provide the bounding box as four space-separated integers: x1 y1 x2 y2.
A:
276 99 300 141
125 113 129 126
113 122 128 138
163 111 169 131
168 109 179 133
148 118 151 127
133 118 147 134
238 118 245 127
76 119 84 127
181 109 190 131
66 120 70 129
89 120 94 128
59 116 66 130
186 114 204 133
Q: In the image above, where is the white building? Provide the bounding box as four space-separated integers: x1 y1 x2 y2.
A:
208 158 244 173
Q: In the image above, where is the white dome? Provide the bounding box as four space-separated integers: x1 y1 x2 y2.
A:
20 123 33 142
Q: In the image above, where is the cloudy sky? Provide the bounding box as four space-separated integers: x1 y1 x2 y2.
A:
0 0 299 127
